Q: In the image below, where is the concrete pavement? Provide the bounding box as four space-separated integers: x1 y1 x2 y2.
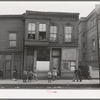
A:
0 79 99 84
0 79 99 89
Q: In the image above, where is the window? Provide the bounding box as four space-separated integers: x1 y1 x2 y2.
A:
70 62 76 71
92 38 95 51
50 25 57 41
9 33 16 47
93 18 96 26
99 37 100 48
91 18 96 28
64 25 72 42
28 23 35 40
37 48 50 71
39 24 46 40
62 61 76 71
63 62 70 70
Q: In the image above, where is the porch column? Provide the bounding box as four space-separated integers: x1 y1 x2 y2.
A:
34 49 37 72
24 47 27 71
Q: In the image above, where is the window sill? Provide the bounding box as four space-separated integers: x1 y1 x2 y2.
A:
26 39 49 42
38 40 48 42
36 70 49 73
49 41 58 43
8 46 18 49
61 70 74 72
63 41 72 43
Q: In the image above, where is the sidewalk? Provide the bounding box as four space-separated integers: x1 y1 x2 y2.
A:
0 79 99 89
0 79 99 84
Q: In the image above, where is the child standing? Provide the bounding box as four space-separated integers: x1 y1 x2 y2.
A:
28 70 33 82
48 71 52 83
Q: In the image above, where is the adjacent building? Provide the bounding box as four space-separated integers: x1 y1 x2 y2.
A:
78 5 100 77
0 11 79 79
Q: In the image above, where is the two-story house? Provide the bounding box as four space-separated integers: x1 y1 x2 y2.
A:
0 11 79 79
0 15 24 79
23 11 79 79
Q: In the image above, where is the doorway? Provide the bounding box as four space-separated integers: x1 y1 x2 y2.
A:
5 61 12 79
52 48 61 76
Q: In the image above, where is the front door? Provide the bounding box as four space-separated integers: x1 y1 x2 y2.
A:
52 48 61 76
14 61 21 79
5 61 12 79
52 57 61 76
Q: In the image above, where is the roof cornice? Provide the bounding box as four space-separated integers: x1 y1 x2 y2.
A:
24 10 79 17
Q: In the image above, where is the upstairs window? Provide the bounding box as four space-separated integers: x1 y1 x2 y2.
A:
99 37 100 48
28 23 35 40
50 25 57 42
91 18 96 28
39 24 46 40
64 25 72 42
92 38 95 51
9 33 16 47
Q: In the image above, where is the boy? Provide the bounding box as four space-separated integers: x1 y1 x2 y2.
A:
48 71 52 83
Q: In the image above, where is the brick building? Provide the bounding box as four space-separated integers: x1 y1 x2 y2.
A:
0 11 79 79
78 5 100 78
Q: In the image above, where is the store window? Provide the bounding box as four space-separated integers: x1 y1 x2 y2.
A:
63 62 70 70
9 33 16 47
64 25 72 42
70 62 76 71
0 55 4 69
28 23 35 40
50 25 57 41
39 24 46 40
62 61 76 71
37 48 50 71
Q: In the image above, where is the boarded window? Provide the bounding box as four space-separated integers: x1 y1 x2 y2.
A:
37 48 50 71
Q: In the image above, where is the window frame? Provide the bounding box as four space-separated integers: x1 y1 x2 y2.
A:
9 32 17 47
64 24 73 42
99 37 100 48
92 37 96 51
28 22 36 40
62 60 76 71
38 23 47 40
50 24 58 42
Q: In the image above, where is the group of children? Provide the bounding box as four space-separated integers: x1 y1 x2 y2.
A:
23 70 38 83
48 68 57 83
